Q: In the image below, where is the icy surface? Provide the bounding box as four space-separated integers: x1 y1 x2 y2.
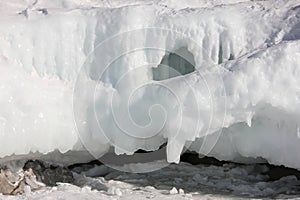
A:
2 162 300 199
1 0 300 169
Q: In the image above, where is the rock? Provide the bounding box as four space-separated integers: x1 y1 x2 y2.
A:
23 185 31 194
24 160 74 186
0 169 24 195
11 181 25 195
24 168 45 190
0 167 46 195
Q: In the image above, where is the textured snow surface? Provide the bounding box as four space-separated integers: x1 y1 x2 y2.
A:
1 0 300 169
2 162 300 199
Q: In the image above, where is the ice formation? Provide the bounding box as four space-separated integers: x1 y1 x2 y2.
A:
1 0 300 169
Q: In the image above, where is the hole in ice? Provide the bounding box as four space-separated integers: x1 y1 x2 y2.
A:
152 47 196 81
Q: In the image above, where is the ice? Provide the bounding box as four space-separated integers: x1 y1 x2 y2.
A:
0 0 300 169
2 162 300 199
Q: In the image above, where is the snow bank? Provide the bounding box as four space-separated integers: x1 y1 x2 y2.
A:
0 0 300 169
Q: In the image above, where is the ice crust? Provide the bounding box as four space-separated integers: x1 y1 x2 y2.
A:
1 0 300 169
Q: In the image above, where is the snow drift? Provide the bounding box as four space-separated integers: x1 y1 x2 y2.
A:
1 0 300 169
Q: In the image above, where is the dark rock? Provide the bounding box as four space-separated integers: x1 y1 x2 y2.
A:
24 160 74 186
180 153 228 166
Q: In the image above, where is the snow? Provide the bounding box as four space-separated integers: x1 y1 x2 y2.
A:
169 187 178 195
1 0 300 170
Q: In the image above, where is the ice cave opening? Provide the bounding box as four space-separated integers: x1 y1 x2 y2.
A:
152 47 196 81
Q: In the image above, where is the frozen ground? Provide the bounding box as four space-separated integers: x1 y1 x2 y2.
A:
1 161 300 199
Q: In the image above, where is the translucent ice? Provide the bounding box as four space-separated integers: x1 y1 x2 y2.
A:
0 0 300 169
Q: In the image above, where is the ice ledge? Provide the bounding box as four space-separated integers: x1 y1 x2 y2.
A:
0 0 300 169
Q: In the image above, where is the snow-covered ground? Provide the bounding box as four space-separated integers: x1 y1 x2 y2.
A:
2 161 300 200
